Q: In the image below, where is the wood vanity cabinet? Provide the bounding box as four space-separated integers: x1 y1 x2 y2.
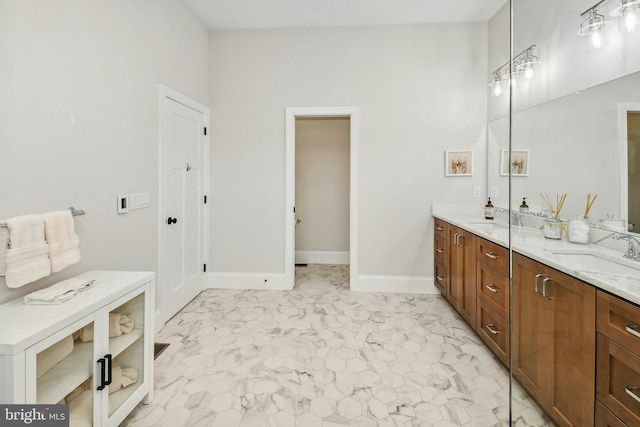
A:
446 224 476 328
0 271 154 427
596 291 640 426
475 239 509 367
433 218 448 296
512 253 595 427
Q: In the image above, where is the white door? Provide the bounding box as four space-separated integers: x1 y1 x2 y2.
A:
160 93 208 324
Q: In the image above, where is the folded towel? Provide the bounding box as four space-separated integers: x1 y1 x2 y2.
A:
0 225 9 276
43 210 81 273
4 215 51 288
37 334 74 378
79 312 133 342
69 389 92 427
23 277 96 305
109 365 138 394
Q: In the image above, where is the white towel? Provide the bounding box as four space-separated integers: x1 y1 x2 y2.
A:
0 225 9 276
69 389 92 427
23 277 96 305
37 335 74 378
4 215 51 288
43 210 81 273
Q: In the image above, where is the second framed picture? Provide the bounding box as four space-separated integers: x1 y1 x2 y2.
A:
445 150 473 176
500 150 529 176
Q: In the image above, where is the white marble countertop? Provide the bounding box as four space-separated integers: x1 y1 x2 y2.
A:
432 204 640 306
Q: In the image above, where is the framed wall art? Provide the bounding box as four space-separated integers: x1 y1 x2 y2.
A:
445 150 473 176
501 150 529 176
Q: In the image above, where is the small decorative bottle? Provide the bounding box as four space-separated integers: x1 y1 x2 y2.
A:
485 198 495 220
519 197 529 214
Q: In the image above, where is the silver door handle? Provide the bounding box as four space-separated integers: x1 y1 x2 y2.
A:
625 386 640 404
542 277 553 299
436 248 444 254
485 324 500 335
626 325 640 339
485 284 499 293
436 226 444 231
296 218 302 225
436 275 444 282
534 273 544 294
484 252 498 259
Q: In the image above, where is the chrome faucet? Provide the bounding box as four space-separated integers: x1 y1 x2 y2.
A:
511 211 524 227
612 233 640 261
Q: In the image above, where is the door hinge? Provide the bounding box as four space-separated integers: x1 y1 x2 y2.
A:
204 195 207 204
204 264 207 272
203 127 207 136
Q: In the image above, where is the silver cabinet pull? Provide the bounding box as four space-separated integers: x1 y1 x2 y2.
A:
534 273 544 294
436 226 444 231
453 233 460 247
484 252 498 259
485 284 499 293
436 275 444 282
485 324 500 335
436 248 444 254
625 386 640 404
457 234 464 247
542 277 553 299
626 325 640 339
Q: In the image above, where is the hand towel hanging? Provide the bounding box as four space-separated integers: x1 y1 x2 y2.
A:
43 209 81 272
4 215 51 288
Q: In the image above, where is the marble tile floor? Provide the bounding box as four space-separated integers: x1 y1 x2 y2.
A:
123 264 550 427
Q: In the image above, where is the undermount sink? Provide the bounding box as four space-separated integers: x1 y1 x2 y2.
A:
547 250 640 279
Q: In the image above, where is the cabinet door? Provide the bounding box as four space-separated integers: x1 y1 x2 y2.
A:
447 226 476 327
26 314 98 427
100 285 151 427
512 253 552 408
547 268 595 427
447 226 462 309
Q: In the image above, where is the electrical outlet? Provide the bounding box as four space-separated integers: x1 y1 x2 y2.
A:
490 187 499 198
473 186 481 198
117 194 129 213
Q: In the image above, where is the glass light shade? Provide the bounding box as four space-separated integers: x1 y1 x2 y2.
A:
611 0 640 32
578 9 611 49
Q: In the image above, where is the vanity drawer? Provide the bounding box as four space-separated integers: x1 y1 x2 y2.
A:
476 298 508 367
477 261 509 316
598 291 640 357
595 401 627 427
434 234 447 265
434 261 447 296
476 238 508 273
596 334 640 426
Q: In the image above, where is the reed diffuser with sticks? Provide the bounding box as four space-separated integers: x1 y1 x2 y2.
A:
540 193 567 239
567 193 597 244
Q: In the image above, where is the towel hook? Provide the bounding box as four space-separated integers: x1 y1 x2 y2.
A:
186 163 192 171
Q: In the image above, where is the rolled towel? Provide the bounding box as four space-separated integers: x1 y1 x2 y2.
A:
37 335 74 378
69 389 92 427
79 312 134 342
109 365 138 394
24 277 96 305
0 225 8 276
4 215 51 288
43 210 81 273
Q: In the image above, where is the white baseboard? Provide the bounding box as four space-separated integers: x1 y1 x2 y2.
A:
295 250 349 265
351 275 440 294
208 272 289 290
206 271 440 295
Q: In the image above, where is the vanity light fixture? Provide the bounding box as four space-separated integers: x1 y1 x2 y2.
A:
611 0 640 33
488 45 538 97
578 0 611 50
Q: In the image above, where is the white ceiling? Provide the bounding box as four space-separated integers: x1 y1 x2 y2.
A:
182 0 508 30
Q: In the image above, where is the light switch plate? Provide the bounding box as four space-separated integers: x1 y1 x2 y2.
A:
490 187 499 198
117 194 129 213
130 192 150 210
473 186 481 198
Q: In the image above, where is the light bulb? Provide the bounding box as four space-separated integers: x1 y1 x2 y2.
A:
524 67 534 79
492 84 502 97
623 12 638 32
589 31 603 49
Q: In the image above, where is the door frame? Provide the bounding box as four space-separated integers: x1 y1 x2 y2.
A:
618 102 640 227
284 106 359 290
157 85 210 330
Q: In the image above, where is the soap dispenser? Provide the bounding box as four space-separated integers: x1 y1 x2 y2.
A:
519 197 529 214
485 197 495 220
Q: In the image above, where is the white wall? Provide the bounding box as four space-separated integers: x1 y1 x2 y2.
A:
209 24 488 281
0 0 208 304
295 117 350 256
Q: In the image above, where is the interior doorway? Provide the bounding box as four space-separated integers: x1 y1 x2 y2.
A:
619 104 640 232
295 117 350 266
285 107 359 290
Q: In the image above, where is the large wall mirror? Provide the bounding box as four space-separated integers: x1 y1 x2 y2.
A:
489 72 640 231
